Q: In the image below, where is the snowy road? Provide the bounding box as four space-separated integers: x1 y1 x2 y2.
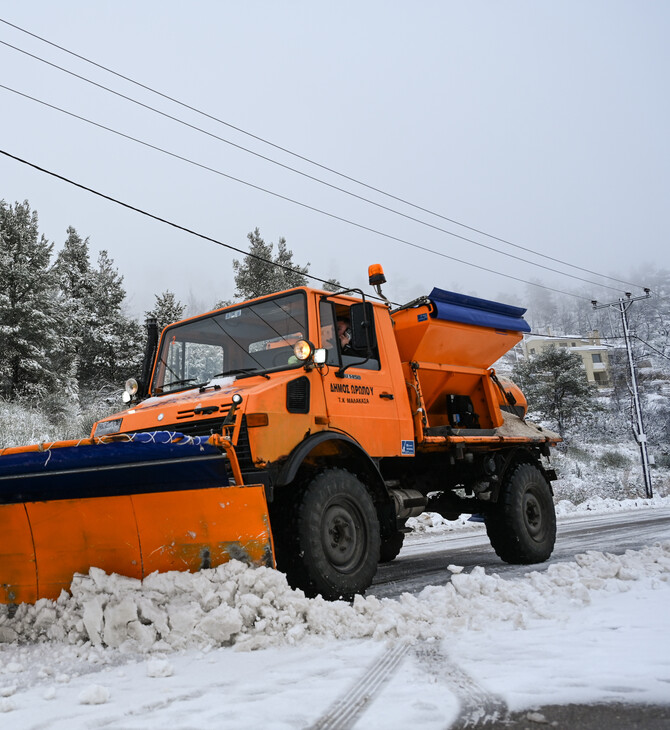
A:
370 507 670 598
1 501 669 729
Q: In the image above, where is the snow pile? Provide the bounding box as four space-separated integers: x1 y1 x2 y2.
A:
77 684 110 705
556 495 670 515
406 512 481 534
407 495 670 537
1 543 669 654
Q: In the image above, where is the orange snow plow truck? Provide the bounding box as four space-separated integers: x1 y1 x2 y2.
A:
0 265 560 604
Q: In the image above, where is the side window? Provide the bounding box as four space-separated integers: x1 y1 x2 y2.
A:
337 304 380 371
319 300 340 366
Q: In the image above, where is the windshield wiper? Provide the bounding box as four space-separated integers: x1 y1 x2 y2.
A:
211 368 270 380
161 377 197 388
156 377 204 394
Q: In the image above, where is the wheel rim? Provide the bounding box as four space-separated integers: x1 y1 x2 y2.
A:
523 489 545 541
322 499 366 573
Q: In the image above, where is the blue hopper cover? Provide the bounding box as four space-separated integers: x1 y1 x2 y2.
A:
428 288 531 333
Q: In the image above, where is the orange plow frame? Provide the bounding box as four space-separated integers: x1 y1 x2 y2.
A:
0 432 274 605
1 484 273 604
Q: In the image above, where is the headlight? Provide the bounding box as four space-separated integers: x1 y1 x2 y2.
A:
122 378 139 403
293 340 314 361
94 418 123 437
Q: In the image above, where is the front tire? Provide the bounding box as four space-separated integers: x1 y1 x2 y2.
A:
485 462 556 564
283 469 380 600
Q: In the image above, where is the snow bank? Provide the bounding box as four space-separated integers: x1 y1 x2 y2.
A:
406 495 670 537
555 494 670 515
406 512 481 534
1 543 669 655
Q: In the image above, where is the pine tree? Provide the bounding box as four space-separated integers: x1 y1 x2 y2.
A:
232 228 309 300
78 250 143 390
0 200 61 398
54 226 94 302
512 347 598 439
145 290 186 332
52 226 96 398
323 278 343 292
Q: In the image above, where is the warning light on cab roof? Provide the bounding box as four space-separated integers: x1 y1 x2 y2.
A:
368 264 386 286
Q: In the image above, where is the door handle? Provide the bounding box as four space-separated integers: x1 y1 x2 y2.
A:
379 392 394 400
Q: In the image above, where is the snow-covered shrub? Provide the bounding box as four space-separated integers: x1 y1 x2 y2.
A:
0 399 57 448
0 387 126 448
598 450 631 469
551 444 648 503
78 387 123 437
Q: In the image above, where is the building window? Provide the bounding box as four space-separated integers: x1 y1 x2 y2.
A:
592 353 602 364
529 348 535 355
559 342 567 347
571 342 576 347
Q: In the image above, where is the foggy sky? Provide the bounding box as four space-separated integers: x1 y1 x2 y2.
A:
1 1 668 316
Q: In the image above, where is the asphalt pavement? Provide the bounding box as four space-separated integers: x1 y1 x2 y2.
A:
470 703 670 729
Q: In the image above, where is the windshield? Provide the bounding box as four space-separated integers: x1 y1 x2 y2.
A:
151 292 308 394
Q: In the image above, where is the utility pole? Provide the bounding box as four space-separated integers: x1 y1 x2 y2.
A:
592 291 653 498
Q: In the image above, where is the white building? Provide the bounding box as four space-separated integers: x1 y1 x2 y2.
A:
522 332 610 387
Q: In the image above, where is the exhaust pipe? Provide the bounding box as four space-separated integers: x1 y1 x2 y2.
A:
138 317 159 399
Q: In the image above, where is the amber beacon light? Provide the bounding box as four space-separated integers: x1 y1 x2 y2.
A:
368 263 386 286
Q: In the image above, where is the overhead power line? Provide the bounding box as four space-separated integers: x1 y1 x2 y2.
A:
0 148 344 293
0 148 596 302
0 85 614 301
632 336 670 362
0 19 650 293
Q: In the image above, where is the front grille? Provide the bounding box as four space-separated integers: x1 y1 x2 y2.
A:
149 417 226 438
175 404 232 420
132 416 255 472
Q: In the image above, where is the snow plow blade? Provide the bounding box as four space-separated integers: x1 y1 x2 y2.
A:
0 432 274 605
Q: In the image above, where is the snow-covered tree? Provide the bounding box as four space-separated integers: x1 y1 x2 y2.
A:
323 278 343 292
52 226 97 397
145 290 186 332
513 347 599 439
54 226 95 302
0 200 61 398
78 250 143 389
232 228 309 300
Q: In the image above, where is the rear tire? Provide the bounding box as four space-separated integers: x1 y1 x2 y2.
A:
485 462 556 564
379 531 405 563
280 469 380 600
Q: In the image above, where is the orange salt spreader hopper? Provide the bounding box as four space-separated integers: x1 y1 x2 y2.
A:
0 432 273 605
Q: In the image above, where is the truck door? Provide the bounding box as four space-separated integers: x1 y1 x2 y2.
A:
318 299 407 458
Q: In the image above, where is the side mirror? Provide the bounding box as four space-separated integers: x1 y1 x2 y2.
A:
349 302 376 352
